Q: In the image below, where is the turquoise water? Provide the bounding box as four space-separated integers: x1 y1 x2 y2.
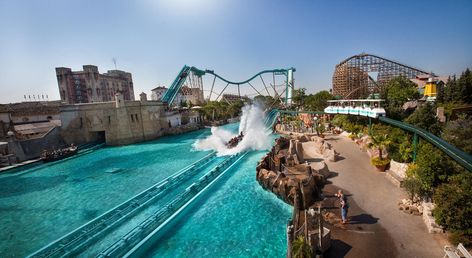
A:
148 150 292 257
0 123 291 257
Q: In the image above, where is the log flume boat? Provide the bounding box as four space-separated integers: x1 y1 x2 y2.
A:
41 145 78 162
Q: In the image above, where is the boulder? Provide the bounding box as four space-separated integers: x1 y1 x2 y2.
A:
389 160 408 180
288 139 296 155
410 206 421 216
295 141 305 163
324 149 337 162
298 135 310 143
311 161 330 178
422 202 443 233
286 155 295 167
257 168 269 181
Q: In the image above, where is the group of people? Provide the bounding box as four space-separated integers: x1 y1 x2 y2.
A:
41 144 77 160
227 132 244 148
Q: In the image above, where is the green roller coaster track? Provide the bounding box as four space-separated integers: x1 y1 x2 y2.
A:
161 65 296 106
268 109 472 172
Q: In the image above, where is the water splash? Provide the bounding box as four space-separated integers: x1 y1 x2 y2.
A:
193 104 272 156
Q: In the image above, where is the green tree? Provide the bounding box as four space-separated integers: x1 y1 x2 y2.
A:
201 101 231 121
291 236 312 258
433 173 472 246
292 88 307 109
436 82 445 103
405 102 441 135
413 141 461 194
442 115 472 154
368 133 392 160
253 95 279 109
303 90 333 111
388 127 413 163
228 100 244 118
381 76 420 119
456 68 472 104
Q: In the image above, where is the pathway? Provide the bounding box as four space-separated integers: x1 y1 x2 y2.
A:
321 134 446 257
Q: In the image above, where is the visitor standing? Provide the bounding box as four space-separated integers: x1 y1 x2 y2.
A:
335 189 349 224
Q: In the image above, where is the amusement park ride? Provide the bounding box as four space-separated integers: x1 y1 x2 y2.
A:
160 65 296 108
324 99 386 118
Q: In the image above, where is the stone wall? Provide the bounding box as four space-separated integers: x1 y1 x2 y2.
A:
60 96 202 146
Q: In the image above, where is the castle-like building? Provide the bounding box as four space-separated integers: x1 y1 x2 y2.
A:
55 65 134 104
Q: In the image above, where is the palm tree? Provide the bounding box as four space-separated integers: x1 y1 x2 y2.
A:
292 235 312 258
368 133 391 160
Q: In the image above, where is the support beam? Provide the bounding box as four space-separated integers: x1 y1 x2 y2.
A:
260 75 271 96
208 75 216 101
247 81 263 96
215 83 230 101
237 84 241 99
368 117 372 135
413 133 418 162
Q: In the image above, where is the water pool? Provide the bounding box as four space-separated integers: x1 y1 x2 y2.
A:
0 123 291 257
147 150 292 258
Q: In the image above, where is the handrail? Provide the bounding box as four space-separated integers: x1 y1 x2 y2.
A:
379 116 472 172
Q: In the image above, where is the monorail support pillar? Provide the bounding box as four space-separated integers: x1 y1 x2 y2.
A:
368 117 372 135
413 133 418 162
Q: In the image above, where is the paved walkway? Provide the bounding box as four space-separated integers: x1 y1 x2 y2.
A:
321 134 446 257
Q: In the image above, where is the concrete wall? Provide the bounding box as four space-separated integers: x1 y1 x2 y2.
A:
8 126 63 161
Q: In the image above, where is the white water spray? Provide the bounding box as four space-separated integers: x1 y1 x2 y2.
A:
193 104 273 156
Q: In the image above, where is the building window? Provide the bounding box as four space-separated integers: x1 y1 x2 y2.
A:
108 116 111 124
131 114 134 122
80 117 83 128
135 114 139 122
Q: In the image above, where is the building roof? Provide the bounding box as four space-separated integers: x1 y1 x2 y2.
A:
13 120 61 138
0 101 61 115
410 78 427 88
151 86 168 91
410 76 450 88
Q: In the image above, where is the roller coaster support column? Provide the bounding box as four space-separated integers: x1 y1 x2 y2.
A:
368 117 372 135
413 133 418 162
285 68 295 107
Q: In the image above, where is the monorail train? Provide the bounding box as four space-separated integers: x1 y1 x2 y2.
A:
324 99 386 118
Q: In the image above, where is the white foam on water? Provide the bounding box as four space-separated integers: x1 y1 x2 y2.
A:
193 104 272 156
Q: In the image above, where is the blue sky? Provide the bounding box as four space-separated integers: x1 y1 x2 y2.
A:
0 0 471 103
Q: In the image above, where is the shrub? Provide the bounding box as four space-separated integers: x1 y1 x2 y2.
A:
292 235 312 258
414 141 460 194
371 157 390 166
433 173 472 247
448 231 472 247
331 114 349 128
368 133 392 160
402 176 425 203
405 102 442 135
442 115 472 154
388 128 413 163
